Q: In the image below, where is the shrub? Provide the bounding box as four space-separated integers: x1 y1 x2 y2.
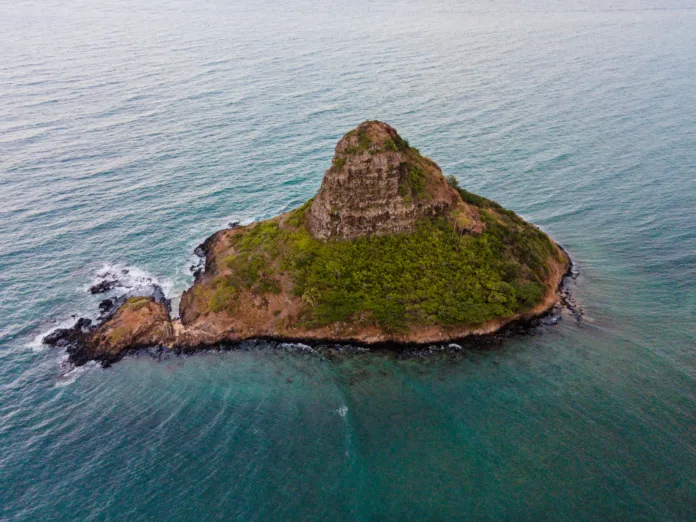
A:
345 129 372 154
357 130 370 150
209 278 237 312
394 135 410 150
383 139 399 152
281 217 550 329
399 164 426 200
286 197 314 228
457 188 490 207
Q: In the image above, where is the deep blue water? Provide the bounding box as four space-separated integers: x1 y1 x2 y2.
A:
1 0 695 519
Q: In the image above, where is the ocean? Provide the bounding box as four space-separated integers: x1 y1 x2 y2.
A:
1 0 695 519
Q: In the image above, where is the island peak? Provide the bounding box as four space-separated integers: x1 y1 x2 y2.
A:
308 120 481 239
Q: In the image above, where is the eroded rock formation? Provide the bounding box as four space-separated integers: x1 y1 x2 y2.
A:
308 121 481 239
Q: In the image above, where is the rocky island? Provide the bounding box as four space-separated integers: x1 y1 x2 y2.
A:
46 121 570 366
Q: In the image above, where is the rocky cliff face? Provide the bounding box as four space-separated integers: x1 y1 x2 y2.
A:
307 121 481 239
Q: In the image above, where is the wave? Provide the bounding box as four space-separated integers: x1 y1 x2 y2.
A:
87 263 174 299
278 342 317 354
54 353 100 387
27 317 80 352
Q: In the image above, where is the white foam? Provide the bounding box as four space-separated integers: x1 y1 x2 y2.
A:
87 262 174 298
27 316 83 352
55 355 100 387
32 263 174 353
336 405 348 417
279 342 315 353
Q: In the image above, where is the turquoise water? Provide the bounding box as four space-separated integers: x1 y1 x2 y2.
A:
1 0 695 519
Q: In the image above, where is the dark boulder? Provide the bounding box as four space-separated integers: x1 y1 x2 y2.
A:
89 280 117 294
43 317 93 348
98 298 114 315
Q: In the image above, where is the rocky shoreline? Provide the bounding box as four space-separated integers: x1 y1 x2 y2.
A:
44 251 577 367
44 231 576 368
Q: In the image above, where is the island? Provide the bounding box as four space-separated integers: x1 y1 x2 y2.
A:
46 121 571 366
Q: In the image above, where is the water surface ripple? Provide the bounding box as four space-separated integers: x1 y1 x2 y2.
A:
1 0 695 519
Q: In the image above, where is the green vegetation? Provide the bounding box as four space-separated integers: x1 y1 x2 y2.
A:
205 199 558 332
286 216 553 330
125 296 151 312
457 188 494 208
208 220 284 311
445 178 536 229
455 187 535 227
345 128 372 154
382 138 399 152
394 135 410 150
380 135 410 152
342 124 411 156
209 278 237 312
357 129 371 150
446 174 460 189
398 164 427 201
286 197 313 227
110 326 129 344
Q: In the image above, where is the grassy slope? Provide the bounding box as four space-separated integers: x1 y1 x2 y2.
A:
200 188 563 334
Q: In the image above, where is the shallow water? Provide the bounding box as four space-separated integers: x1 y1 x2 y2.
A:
1 0 695 519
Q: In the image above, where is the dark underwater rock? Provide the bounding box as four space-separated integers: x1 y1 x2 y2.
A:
89 279 117 294
43 317 93 349
98 298 114 315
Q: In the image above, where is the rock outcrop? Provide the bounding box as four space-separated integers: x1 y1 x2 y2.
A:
45 297 173 366
88 297 173 358
308 121 481 239
47 120 571 366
